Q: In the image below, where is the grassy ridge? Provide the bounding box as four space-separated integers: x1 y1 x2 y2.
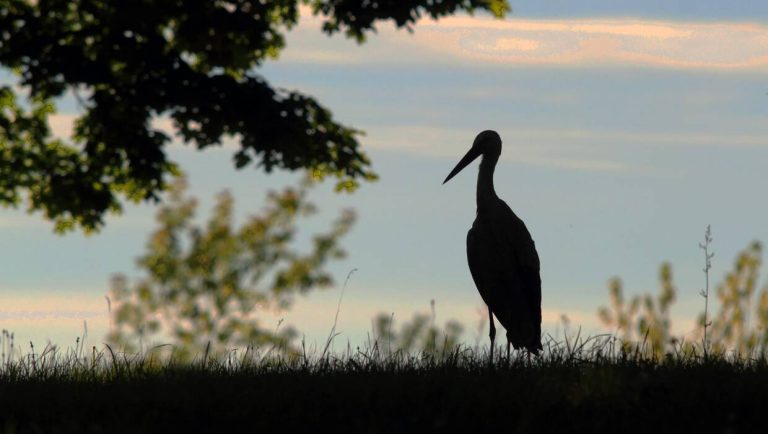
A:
1 342 768 434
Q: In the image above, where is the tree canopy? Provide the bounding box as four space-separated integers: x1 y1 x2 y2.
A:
0 0 509 232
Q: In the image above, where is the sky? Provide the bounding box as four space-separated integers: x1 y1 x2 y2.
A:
1 1 768 353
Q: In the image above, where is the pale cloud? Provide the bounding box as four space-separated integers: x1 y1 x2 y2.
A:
0 215 44 228
0 310 103 321
0 292 109 349
416 17 768 69
254 289 601 345
364 124 768 174
290 8 768 70
48 113 77 139
0 291 108 314
365 125 633 174
0 286 598 349
0 287 693 350
569 22 693 40
427 17 694 40
45 114 768 175
480 37 541 52
547 129 768 148
150 116 175 136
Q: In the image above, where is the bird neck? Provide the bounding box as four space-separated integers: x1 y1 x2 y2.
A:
476 154 498 208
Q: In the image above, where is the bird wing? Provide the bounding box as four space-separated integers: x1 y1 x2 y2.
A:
500 201 541 352
469 201 541 352
497 200 540 271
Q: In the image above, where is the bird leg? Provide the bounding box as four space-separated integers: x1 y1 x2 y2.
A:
488 307 496 363
506 340 511 360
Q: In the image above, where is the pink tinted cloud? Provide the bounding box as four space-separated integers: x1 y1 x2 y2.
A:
411 17 768 69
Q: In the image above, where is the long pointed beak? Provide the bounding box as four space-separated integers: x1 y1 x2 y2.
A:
443 146 482 184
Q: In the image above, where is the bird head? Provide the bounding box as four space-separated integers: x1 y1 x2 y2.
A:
443 130 501 184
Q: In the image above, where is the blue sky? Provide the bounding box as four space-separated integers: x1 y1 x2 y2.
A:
2 1 768 351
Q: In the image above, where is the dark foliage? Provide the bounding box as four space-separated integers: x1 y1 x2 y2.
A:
0 0 508 232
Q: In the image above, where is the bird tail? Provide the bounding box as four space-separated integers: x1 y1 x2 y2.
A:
505 314 541 354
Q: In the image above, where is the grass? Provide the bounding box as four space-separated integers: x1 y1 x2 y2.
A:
2 332 768 433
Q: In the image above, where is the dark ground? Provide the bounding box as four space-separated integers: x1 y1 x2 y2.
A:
1 361 766 433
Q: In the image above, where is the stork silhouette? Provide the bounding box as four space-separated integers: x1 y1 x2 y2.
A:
443 130 542 360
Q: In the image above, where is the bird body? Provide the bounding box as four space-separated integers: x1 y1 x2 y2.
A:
444 130 542 358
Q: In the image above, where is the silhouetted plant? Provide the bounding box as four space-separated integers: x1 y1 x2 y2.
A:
373 302 464 355
106 175 355 361
597 263 675 355
699 225 714 354
700 241 765 354
0 0 509 232
598 229 768 356
597 277 639 346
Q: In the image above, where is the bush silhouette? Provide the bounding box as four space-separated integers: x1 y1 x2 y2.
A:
107 176 354 360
